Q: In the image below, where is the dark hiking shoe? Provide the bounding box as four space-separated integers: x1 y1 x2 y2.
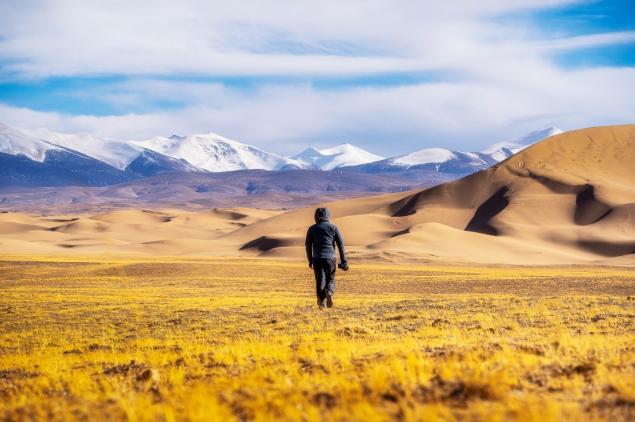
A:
319 298 327 309
326 294 333 308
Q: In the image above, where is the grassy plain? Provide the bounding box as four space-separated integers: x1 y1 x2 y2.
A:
0 257 634 421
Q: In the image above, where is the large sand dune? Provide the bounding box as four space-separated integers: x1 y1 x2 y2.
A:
216 125 635 264
1 125 634 264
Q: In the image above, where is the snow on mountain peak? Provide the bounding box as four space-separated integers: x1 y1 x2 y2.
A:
29 128 142 170
389 148 456 167
517 127 564 144
0 122 61 162
482 127 563 155
292 143 384 170
319 143 354 154
132 132 294 172
1 121 567 177
291 147 326 169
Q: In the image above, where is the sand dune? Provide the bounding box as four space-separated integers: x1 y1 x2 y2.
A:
1 125 633 264
0 207 283 256
220 125 635 264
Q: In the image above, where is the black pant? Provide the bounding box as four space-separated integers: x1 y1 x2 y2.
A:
313 257 336 302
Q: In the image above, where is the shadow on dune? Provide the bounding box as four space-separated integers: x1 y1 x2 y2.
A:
464 185 510 236
577 240 635 257
574 185 612 225
240 236 299 252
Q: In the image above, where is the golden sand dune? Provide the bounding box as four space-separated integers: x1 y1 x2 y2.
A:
221 125 635 264
0 125 633 264
0 207 283 256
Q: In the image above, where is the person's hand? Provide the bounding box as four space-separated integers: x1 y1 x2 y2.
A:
338 261 349 271
308 260 313 269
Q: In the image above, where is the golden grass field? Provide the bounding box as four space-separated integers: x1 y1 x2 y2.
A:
1 256 634 421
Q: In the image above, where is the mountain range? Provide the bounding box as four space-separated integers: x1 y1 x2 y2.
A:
0 122 562 188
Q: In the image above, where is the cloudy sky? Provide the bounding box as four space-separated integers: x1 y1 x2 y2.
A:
0 0 633 155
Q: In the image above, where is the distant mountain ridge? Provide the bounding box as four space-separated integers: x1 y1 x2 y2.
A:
291 143 385 170
131 133 303 172
0 122 562 187
343 127 563 180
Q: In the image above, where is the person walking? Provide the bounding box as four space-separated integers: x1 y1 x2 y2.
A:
305 207 348 309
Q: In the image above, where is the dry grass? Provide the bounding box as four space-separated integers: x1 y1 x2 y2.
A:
0 257 634 421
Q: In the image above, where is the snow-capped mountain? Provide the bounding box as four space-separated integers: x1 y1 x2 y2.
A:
343 127 562 179
0 123 201 186
388 148 458 169
292 143 384 170
0 122 62 162
132 133 300 172
0 121 564 188
124 149 199 177
481 127 563 161
30 128 143 170
345 148 494 180
0 123 137 187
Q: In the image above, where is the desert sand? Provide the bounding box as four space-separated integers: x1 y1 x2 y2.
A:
1 125 634 265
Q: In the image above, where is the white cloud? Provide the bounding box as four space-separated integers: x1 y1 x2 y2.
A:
0 0 604 79
2 63 633 155
0 0 633 154
532 31 635 51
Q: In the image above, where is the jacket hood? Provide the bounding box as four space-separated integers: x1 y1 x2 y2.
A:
314 207 330 223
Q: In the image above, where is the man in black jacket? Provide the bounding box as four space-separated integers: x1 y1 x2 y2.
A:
305 207 348 309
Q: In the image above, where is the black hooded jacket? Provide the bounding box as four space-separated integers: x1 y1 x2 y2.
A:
305 208 346 262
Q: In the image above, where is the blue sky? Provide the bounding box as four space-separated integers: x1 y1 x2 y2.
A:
0 0 633 155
